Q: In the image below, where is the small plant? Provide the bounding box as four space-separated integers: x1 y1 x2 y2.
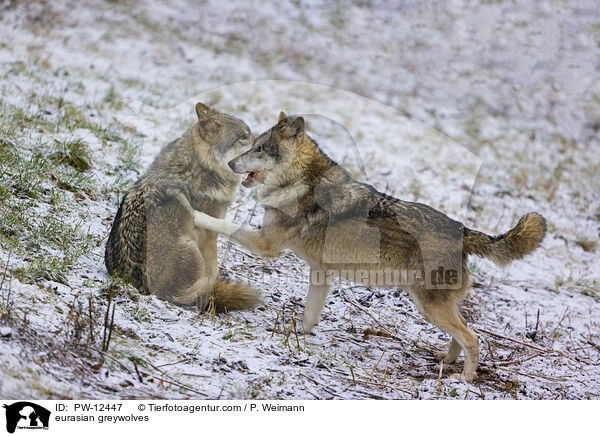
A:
103 86 124 110
49 138 92 171
13 256 68 285
131 304 152 323
468 261 484 276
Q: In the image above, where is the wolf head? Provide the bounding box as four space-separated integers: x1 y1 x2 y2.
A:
228 111 310 188
195 102 254 170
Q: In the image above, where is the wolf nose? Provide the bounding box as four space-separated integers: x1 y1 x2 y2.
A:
228 160 235 170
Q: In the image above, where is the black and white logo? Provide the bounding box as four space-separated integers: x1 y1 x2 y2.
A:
3 402 50 434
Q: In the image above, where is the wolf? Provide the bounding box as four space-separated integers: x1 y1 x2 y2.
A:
105 102 260 312
193 111 546 381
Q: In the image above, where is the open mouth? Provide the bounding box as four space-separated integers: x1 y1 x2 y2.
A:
241 171 264 188
241 172 257 188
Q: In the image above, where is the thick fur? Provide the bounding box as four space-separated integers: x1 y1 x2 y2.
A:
194 112 546 381
463 213 546 266
105 103 261 311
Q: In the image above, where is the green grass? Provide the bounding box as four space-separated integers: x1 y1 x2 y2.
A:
13 257 69 285
49 138 92 171
0 92 107 286
468 261 485 276
130 304 152 323
103 85 124 110
0 64 141 289
98 276 140 300
555 276 599 298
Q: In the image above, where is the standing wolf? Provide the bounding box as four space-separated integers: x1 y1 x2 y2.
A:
105 103 260 311
193 112 546 381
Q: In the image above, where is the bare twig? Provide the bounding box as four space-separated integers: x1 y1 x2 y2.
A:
475 328 548 353
370 349 385 376
132 359 144 383
437 360 444 392
146 362 209 397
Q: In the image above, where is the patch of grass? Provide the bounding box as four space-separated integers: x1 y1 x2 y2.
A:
49 138 92 171
221 324 258 341
0 152 49 200
97 125 125 145
5 208 98 285
99 277 140 301
555 276 599 298
468 261 485 276
55 100 91 131
118 139 142 171
13 257 68 285
130 304 152 323
0 103 102 286
120 77 144 89
51 164 96 198
581 281 598 298
103 86 124 110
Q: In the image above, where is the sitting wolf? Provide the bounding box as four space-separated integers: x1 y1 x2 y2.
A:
105 103 260 311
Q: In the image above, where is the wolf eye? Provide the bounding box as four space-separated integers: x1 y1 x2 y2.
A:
240 132 249 140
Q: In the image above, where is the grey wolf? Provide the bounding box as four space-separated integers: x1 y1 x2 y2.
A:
193 111 546 381
105 103 260 311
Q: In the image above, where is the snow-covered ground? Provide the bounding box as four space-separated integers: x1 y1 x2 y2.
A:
0 0 598 399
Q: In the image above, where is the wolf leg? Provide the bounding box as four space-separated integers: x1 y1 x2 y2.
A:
145 195 215 307
147 234 214 307
302 269 331 333
436 339 462 363
194 211 280 258
421 303 478 382
435 313 467 363
199 233 219 281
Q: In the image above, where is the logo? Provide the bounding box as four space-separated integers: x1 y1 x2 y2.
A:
3 402 50 434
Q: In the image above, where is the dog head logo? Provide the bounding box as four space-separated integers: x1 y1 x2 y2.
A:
3 402 50 434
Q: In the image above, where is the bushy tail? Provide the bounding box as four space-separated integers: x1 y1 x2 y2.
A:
464 212 546 266
210 280 262 312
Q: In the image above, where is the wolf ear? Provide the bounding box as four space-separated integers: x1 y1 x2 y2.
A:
291 116 304 132
280 116 304 137
195 102 213 120
278 111 288 124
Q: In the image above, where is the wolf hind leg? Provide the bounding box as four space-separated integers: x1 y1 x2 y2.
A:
302 269 331 334
436 339 462 364
420 301 478 382
435 312 467 363
147 235 213 308
165 276 214 308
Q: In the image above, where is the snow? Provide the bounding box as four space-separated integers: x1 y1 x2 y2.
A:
0 0 599 399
